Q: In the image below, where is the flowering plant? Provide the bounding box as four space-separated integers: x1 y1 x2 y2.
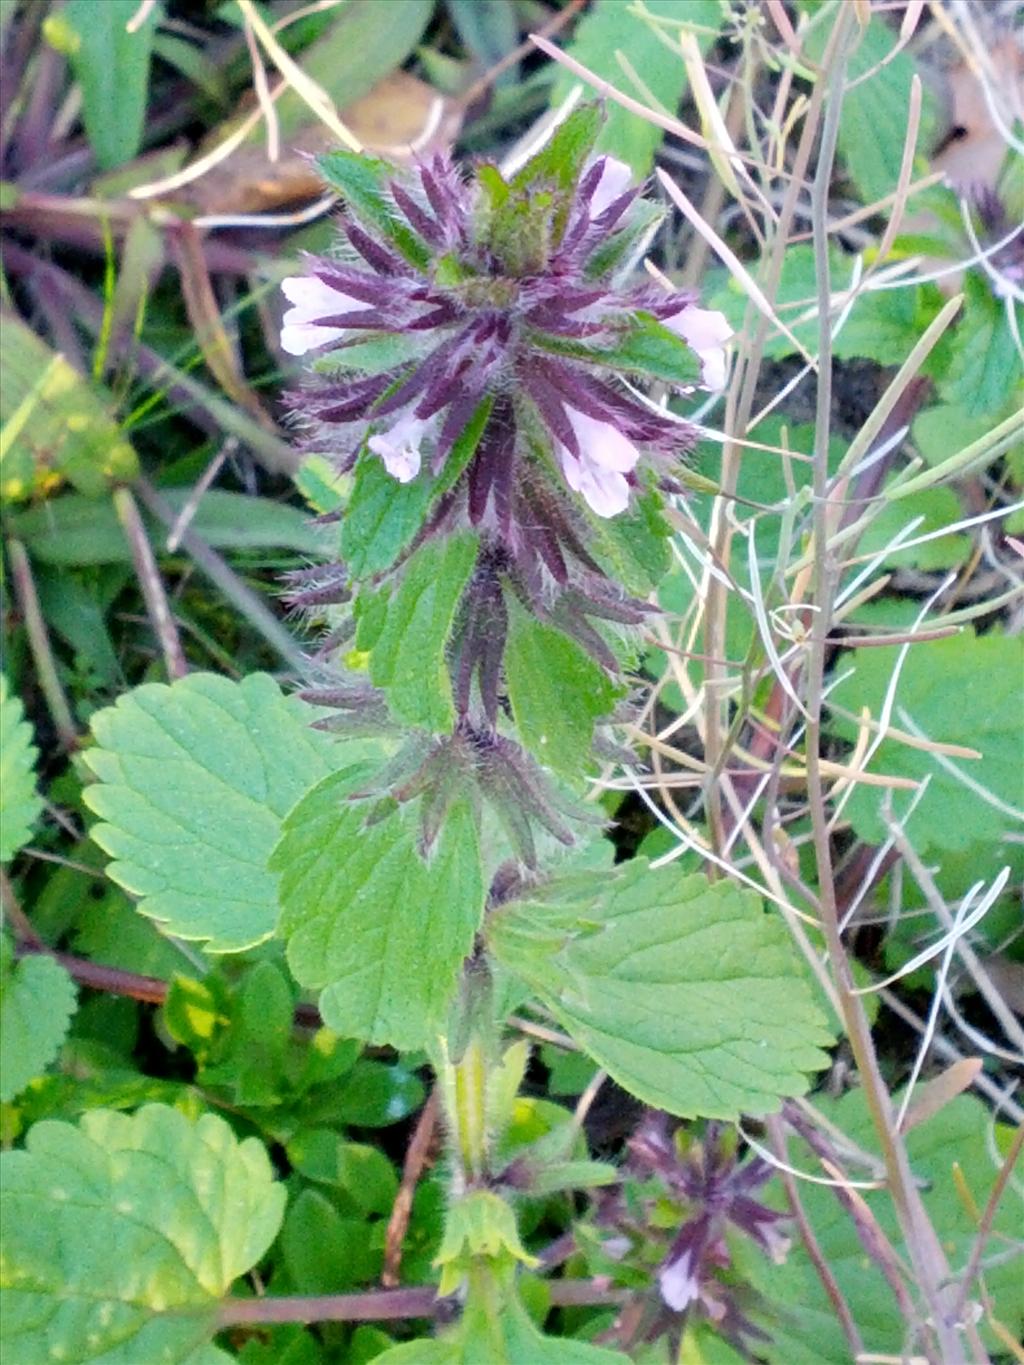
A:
281 108 731 855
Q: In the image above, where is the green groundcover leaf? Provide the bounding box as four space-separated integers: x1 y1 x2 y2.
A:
0 316 137 503
83 673 345 951
62 0 159 170
370 532 479 731
488 864 831 1118
0 1103 285 1365
273 773 484 1049
747 1093 1023 1364
0 938 77 1103
0 673 44 861
7 488 325 565
551 0 721 174
828 630 1024 855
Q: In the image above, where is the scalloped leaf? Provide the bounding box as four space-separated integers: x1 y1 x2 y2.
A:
488 864 832 1118
82 673 352 951
0 938 77 1102
0 1103 285 1364
0 673 44 862
272 774 484 1049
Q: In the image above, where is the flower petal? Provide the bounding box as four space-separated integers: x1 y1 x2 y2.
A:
558 444 631 517
566 407 640 473
589 156 634 218
280 275 374 356
368 414 430 483
665 306 732 392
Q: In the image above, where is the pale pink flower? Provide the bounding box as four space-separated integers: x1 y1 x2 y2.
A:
368 413 431 483
589 155 634 218
556 406 640 518
280 276 374 356
664 306 732 392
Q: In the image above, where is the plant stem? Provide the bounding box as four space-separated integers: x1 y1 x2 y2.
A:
217 1278 628 1328
6 537 78 749
804 9 974 1361
114 486 188 680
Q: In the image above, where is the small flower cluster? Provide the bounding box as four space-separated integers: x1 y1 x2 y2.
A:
282 142 728 529
587 1114 787 1352
281 116 730 837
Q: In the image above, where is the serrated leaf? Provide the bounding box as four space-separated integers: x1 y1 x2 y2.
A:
504 597 619 776
940 275 1024 420
0 317 138 503
0 1103 285 1364
488 864 831 1118
812 16 935 207
748 1093 1023 1364
370 532 478 730
62 0 159 170
6 488 324 565
0 939 77 1102
273 776 484 1048
550 0 721 174
0 673 44 861
82 673 350 951
316 150 429 268
827 630 1024 855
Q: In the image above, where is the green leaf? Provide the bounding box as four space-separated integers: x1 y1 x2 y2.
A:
511 104 603 192
273 776 484 1049
0 674 44 862
370 531 478 730
281 1188 381 1293
62 0 159 170
534 312 700 387
504 597 619 776
550 0 722 174
316 150 429 268
827 630 1024 855
82 673 347 951
448 0 519 86
0 939 77 1103
0 1103 285 1364
0 317 138 503
855 485 970 570
748 1093 1023 1364
940 275 1024 420
911 403 993 468
488 864 831 1118
815 16 935 206
6 488 325 565
341 451 433 578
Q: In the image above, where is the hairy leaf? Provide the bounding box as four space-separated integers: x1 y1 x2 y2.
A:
0 1104 284 1364
0 938 77 1103
828 630 1024 855
370 532 478 730
0 673 44 861
317 150 429 268
273 774 484 1048
504 598 619 776
83 673 345 951
488 864 831 1118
